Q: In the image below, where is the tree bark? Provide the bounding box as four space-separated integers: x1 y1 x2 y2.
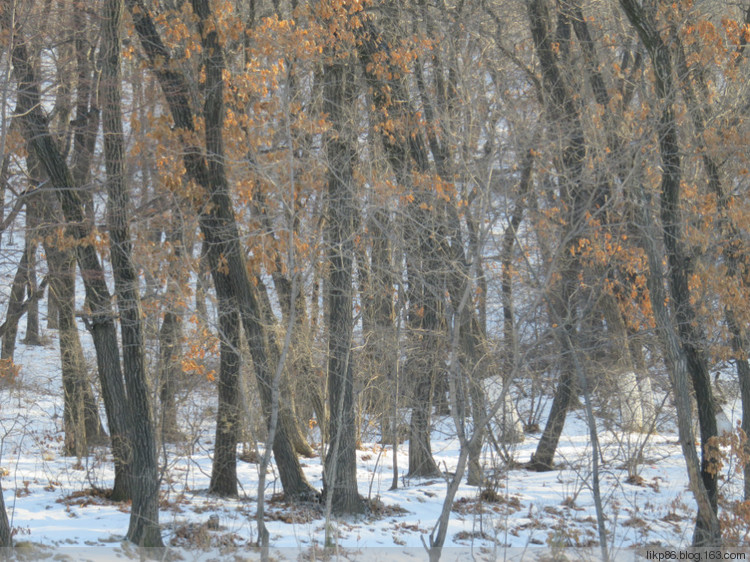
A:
1 246 29 365
100 0 162 544
620 0 721 545
209 302 241 497
322 57 364 514
22 210 41 346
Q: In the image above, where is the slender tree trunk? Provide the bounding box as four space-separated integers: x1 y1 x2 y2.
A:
158 308 183 443
158 227 186 443
633 183 722 545
1 248 29 365
127 0 316 501
255 276 314 458
47 239 88 458
672 29 750 503
31 147 106 456
358 23 444 479
7 17 133 502
620 0 720 545
526 0 588 471
22 226 40 345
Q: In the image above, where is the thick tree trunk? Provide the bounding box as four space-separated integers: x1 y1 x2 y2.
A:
209 303 241 496
100 0 162 545
322 58 364 514
405 233 443 479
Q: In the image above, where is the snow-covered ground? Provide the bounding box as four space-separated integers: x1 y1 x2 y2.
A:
0 223 746 561
1 321 745 561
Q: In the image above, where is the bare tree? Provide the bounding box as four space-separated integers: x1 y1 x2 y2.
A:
100 0 162 544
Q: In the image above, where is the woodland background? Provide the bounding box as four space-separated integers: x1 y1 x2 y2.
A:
0 0 749 557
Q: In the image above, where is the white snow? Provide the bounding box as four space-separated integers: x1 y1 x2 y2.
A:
0 239 746 561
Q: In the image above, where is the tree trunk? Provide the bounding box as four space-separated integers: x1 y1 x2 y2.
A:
322 57 364 514
127 0 317 501
22 225 41 345
158 309 183 443
0 480 10 547
619 0 721 545
255 276 314 458
46 237 88 458
158 228 186 443
672 26 750 504
31 148 107 456
526 0 588 471
100 0 162 544
209 302 241 496
7 17 133 502
1 248 29 365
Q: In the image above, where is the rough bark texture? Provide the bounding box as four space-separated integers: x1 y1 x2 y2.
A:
322 58 364 514
209 303 241 496
100 0 162 545
405 237 443 478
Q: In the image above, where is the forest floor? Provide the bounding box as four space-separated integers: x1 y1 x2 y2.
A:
0 239 747 561
1 323 747 561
